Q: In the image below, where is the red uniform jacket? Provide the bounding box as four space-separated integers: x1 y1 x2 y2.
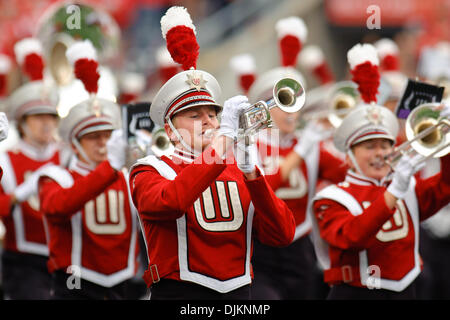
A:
311 154 450 292
129 147 296 293
38 159 138 287
0 141 60 256
257 134 347 241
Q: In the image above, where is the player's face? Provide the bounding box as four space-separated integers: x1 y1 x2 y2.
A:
22 114 58 146
347 138 393 180
169 105 219 152
77 130 113 165
269 107 301 135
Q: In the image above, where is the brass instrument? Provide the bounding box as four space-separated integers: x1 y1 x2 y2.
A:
239 77 305 137
150 127 173 157
35 2 121 117
384 102 450 168
36 2 121 86
299 81 359 129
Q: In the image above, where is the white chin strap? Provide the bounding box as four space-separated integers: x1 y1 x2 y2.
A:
167 117 201 157
347 148 364 175
71 137 96 169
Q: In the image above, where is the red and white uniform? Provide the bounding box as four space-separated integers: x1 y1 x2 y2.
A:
257 134 347 241
129 147 295 293
38 158 138 287
0 141 60 256
311 154 450 292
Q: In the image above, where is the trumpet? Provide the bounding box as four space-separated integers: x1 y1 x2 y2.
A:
382 103 450 169
150 127 173 157
299 81 359 129
239 78 305 137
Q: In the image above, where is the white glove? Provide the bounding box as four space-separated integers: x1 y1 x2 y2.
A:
135 129 153 156
0 112 9 142
235 139 258 174
217 95 250 140
440 102 450 118
294 122 323 158
387 154 426 199
14 164 53 203
107 129 127 170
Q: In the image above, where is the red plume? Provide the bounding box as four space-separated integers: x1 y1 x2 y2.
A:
275 17 307 68
66 40 100 95
313 63 334 84
74 58 100 94
160 65 180 83
23 53 44 81
348 43 380 104
14 38 44 82
165 26 199 70
380 54 400 71
240 74 256 94
0 74 6 97
350 61 380 103
161 7 199 71
279 35 301 67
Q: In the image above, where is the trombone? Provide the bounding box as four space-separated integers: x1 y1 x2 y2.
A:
383 102 450 169
239 77 306 137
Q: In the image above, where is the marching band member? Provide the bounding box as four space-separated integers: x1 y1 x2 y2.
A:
37 40 139 299
248 17 348 300
0 38 63 300
310 43 450 299
129 6 295 300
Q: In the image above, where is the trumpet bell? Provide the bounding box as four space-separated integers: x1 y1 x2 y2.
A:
48 33 74 86
273 78 305 113
151 128 174 157
239 78 305 137
328 92 357 128
36 2 121 85
324 81 359 128
406 103 450 159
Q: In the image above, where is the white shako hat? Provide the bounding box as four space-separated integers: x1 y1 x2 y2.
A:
7 38 58 121
333 103 399 153
151 6 222 128
60 39 120 142
334 42 398 153
59 97 120 142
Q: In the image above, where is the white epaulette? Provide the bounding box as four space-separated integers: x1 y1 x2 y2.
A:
131 155 177 181
39 164 74 188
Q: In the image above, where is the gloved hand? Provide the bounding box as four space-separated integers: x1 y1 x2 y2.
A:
14 163 53 203
294 121 323 158
135 129 153 156
235 139 258 174
387 154 426 199
217 95 250 140
0 112 9 142
107 129 127 170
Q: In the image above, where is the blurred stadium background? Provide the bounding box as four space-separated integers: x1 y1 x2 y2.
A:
1 0 448 104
